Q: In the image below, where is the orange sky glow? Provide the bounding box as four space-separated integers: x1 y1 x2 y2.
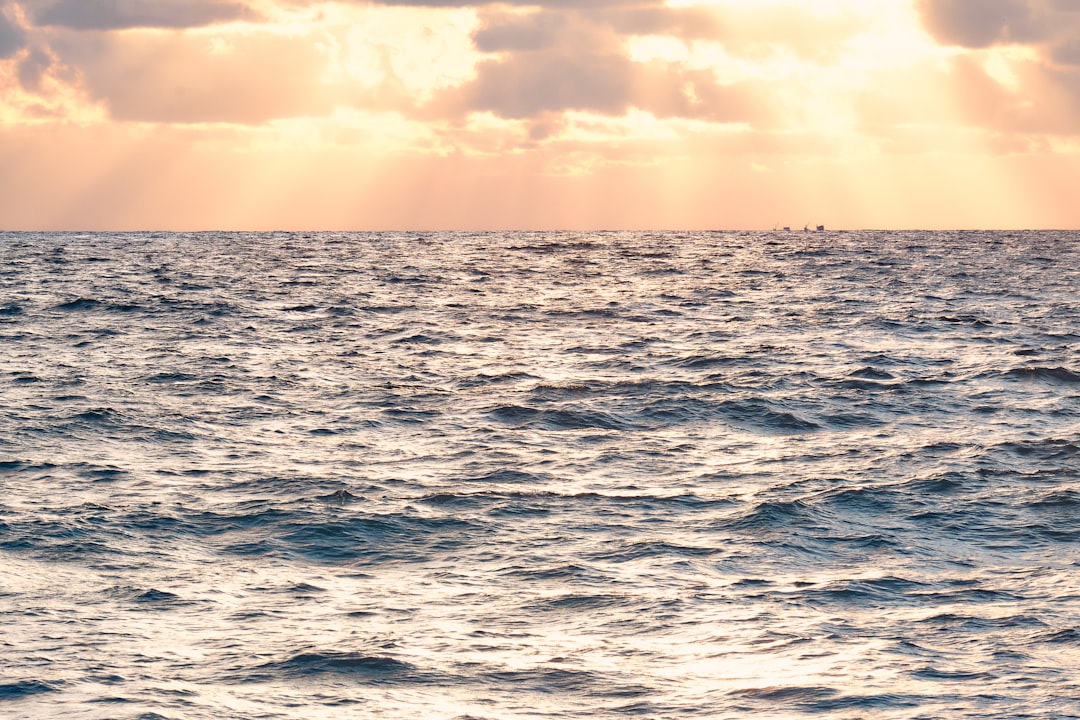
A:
1 0 1079 230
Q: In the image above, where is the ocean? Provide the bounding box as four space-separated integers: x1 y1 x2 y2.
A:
1 230 1078 719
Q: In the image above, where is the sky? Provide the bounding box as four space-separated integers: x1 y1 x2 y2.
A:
1 0 1080 230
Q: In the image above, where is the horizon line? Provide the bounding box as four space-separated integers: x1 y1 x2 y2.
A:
2 228 1077 234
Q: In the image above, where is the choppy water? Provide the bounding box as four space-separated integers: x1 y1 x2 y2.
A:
1 230 1079 719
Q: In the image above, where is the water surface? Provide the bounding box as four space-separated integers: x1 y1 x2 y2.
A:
1 230 1079 718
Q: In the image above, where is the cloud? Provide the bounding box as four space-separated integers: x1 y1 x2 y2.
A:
917 0 1043 48
46 28 339 123
455 2 870 126
10 0 1062 156
434 49 761 126
27 0 258 30
705 4 866 63
0 4 26 58
917 0 1080 59
915 0 1080 137
472 11 572 53
466 52 635 117
413 0 861 62
438 5 768 125
6 0 867 131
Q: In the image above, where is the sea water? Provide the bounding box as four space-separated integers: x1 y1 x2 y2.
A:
1 230 1078 719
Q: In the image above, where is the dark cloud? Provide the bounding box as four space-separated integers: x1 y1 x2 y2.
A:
0 5 26 58
441 48 757 124
918 0 1037 47
472 12 571 53
17 46 53 91
466 51 636 117
916 0 1069 48
28 0 258 30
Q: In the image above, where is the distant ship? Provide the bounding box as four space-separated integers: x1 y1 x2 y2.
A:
774 224 823 232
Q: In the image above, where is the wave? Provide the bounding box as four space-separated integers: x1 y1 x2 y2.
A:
253 650 416 680
54 297 143 313
0 680 61 699
489 404 633 431
714 398 820 433
720 499 823 533
1004 366 1080 383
